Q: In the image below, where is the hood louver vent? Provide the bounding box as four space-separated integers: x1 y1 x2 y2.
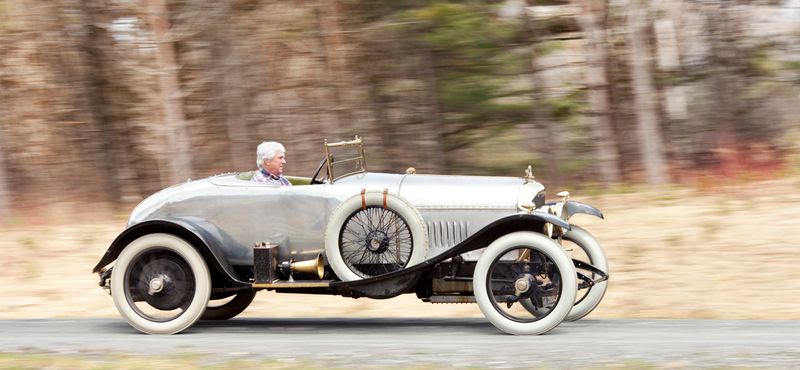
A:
428 221 470 248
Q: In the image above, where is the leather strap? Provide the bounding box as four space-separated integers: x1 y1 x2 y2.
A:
382 188 388 210
361 189 367 210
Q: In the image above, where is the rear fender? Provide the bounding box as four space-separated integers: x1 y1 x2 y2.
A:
92 219 248 287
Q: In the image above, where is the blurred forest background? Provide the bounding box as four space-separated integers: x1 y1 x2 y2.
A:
1 0 800 222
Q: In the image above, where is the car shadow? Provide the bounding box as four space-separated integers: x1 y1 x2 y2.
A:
190 316 497 334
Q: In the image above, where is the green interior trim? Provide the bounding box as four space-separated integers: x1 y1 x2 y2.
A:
236 171 256 181
285 176 312 186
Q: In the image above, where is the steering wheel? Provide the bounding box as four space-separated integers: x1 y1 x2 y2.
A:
310 158 328 184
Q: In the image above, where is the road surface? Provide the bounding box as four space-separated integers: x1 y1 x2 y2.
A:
2 318 798 368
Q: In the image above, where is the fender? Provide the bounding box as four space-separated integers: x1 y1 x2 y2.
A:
545 201 604 219
92 219 249 287
436 212 571 260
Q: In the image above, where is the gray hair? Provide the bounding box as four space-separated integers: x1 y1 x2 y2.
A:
256 141 286 169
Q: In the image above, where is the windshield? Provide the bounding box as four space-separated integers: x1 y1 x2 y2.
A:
325 136 366 183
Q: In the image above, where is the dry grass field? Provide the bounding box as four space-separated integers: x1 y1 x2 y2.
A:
2 176 799 320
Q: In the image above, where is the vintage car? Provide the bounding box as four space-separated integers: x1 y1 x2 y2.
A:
93 137 608 335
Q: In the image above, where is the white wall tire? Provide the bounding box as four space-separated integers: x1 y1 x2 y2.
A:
520 226 608 321
325 190 428 281
561 225 608 321
111 233 211 335
473 231 577 335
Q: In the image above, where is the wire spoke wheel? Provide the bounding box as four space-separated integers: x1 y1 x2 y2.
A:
325 190 428 282
339 206 413 278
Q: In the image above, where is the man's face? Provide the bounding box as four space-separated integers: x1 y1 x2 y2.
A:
264 151 286 175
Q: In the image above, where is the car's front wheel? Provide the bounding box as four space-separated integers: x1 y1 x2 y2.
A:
110 233 211 334
473 231 577 335
560 225 608 321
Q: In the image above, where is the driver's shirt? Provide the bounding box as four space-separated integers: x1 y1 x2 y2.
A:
250 169 292 186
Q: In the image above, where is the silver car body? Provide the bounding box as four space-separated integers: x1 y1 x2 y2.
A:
127 171 546 269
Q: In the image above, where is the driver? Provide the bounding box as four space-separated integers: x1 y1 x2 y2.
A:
251 141 291 186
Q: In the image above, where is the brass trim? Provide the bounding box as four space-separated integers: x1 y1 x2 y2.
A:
324 139 333 183
517 248 531 262
284 254 325 280
523 165 536 183
326 136 362 148
252 280 333 288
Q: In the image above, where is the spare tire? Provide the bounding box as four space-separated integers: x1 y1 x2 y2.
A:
325 190 428 281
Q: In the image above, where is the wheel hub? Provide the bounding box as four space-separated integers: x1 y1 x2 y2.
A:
365 230 390 254
514 273 539 297
515 278 529 293
148 276 165 295
137 257 194 311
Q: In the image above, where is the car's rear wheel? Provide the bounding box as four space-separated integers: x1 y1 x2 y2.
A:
325 190 428 281
473 231 577 335
111 233 210 334
201 290 256 320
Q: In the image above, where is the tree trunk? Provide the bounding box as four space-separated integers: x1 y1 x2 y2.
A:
317 0 347 135
572 0 622 185
218 0 250 170
415 47 446 174
706 5 740 150
627 0 669 185
224 54 250 171
0 12 13 221
0 125 10 223
146 0 193 186
82 1 123 205
523 8 565 185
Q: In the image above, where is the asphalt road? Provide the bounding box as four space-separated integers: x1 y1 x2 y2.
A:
1 318 799 369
